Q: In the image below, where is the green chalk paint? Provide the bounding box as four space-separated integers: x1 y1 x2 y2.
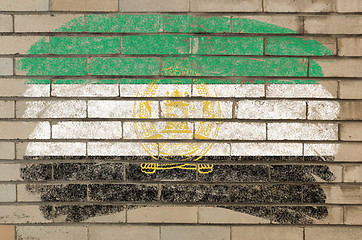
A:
53 79 119 84
265 37 333 56
233 17 297 34
17 58 87 76
309 59 325 77
122 35 191 55
118 79 193 84
51 37 121 54
55 17 85 32
89 57 159 76
27 38 50 55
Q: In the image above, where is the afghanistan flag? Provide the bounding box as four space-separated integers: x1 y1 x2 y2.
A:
15 14 340 224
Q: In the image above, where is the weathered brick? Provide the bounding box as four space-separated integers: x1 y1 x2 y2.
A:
311 206 344 224
161 226 230 240
338 102 362 120
264 0 335 12
17 142 86 158
190 0 262 12
0 101 14 118
127 206 197 223
0 0 49 11
232 226 303 240
345 206 362 225
15 15 84 32
340 80 362 99
122 35 191 55
268 123 338 140
88 100 158 118
266 81 337 98
232 16 302 34
305 227 362 240
0 142 15 159
89 226 159 240
305 16 362 34
310 59 362 77
0 164 21 181
305 143 362 162
323 185 362 204
17 226 87 240
120 0 189 12
16 100 86 118
0 122 50 139
0 184 16 202
0 79 50 97
52 82 118 97
87 142 154 156
89 57 159 76
52 121 122 139
199 207 270 224
51 0 118 11
50 37 120 54
0 225 15 240
336 0 362 12
0 15 13 32
231 143 303 156
0 58 13 76
214 122 266 140
0 36 49 54
344 165 362 182
307 101 340 120
340 123 362 141
237 100 306 119
0 206 51 223
338 38 362 56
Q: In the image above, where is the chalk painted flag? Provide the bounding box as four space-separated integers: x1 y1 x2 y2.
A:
16 14 340 223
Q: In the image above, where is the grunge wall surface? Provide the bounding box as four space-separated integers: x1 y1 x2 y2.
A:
0 0 362 239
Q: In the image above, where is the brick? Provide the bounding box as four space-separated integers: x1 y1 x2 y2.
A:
0 36 49 54
50 37 120 54
265 37 336 56
15 15 84 32
52 82 118 97
17 142 86 158
88 100 158 118
237 100 306 119
214 122 266 140
0 0 48 11
336 0 362 12
0 79 50 97
199 207 270 224
305 227 362 240
231 143 303 156
340 123 362 141
305 16 362 34
88 142 154 156
0 122 50 139
89 226 159 240
0 15 13 32
340 81 362 99
268 123 338 140
17 184 41 202
0 58 13 76
0 101 14 118
0 164 21 181
16 58 87 76
51 0 117 11
338 38 362 56
311 206 343 224
160 101 232 118
193 36 263 55
305 143 362 162
264 0 334 12
344 165 362 182
323 185 362 204
16 100 86 118
232 16 302 34
0 225 15 240
161 226 230 240
86 14 158 33
120 0 189 12
0 142 15 159
310 59 362 77
307 101 339 120
89 57 159 76
123 122 193 139
339 102 362 120
160 15 231 33
232 226 302 240
52 121 122 139
190 0 262 12
266 81 337 98
122 35 191 55
0 206 51 223
0 185 16 202
127 206 197 223
345 207 362 224
17 226 87 240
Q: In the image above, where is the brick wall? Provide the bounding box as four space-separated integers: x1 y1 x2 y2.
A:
0 0 362 239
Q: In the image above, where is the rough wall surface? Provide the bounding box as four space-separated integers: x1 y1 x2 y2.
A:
0 0 362 239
